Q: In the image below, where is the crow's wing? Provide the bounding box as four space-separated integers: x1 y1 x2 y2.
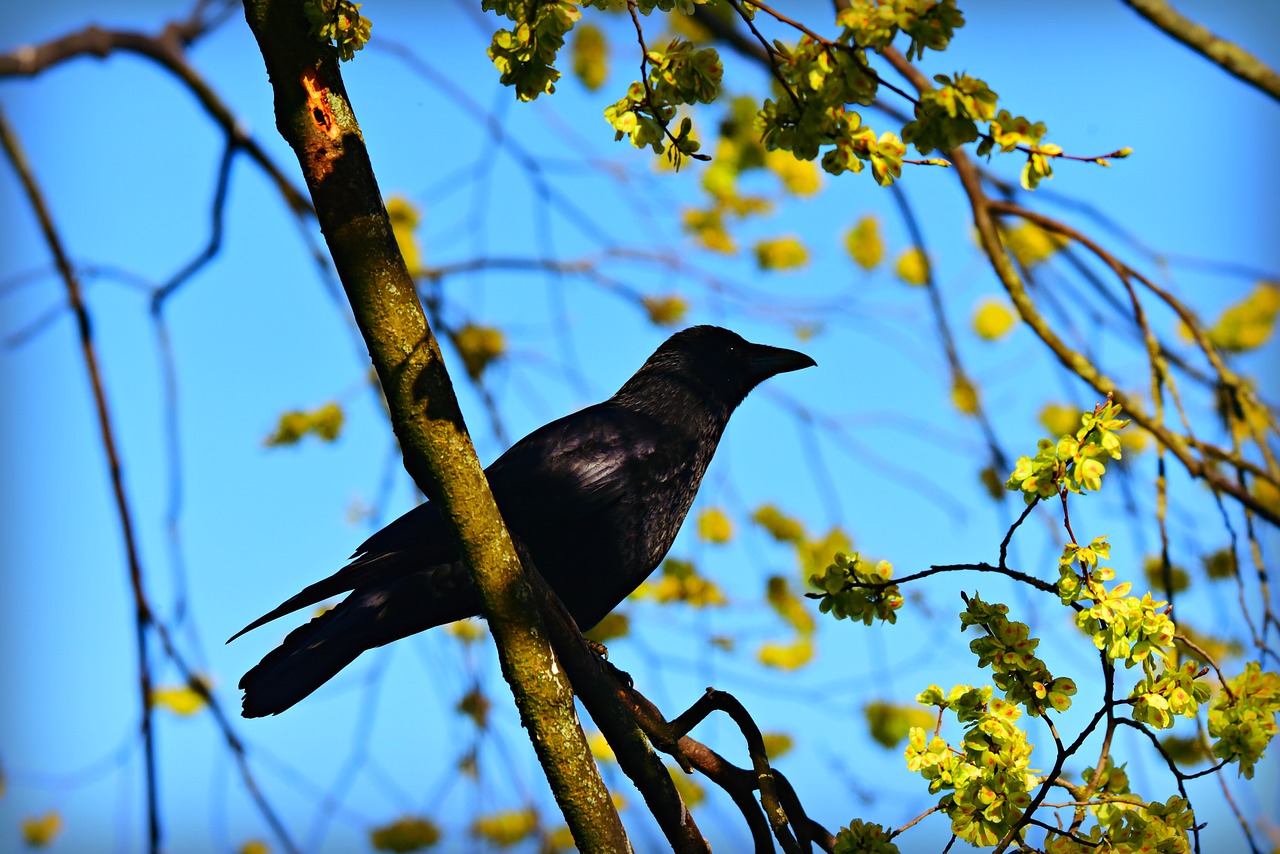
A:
484 403 662 534
228 403 660 642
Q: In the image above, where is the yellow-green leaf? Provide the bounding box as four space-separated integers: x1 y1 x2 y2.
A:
696 507 733 544
1142 555 1190 594
151 675 211 717
667 764 706 807
386 194 424 275
264 402 345 447
844 215 884 271
453 323 506 380
571 23 608 92
22 812 63 848
641 293 689 326
972 297 1017 341
766 575 815 635
754 236 810 271
1000 220 1066 268
761 732 794 759
979 465 1004 500
951 374 980 415
584 611 630 643
1207 282 1280 352
1202 548 1236 581
757 637 814 670
371 816 441 852
631 558 726 607
588 731 616 763
1038 403 1078 438
865 701 936 749
895 246 929 286
751 504 804 543
765 148 821 196
545 825 576 853
471 808 538 847
456 686 491 729
682 206 737 254
446 619 486 644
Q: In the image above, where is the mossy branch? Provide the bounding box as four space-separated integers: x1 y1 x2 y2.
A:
1121 0 1280 105
238 2 626 849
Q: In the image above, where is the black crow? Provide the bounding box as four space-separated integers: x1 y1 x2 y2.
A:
231 325 814 717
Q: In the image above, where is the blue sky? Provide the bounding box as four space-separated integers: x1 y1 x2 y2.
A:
2 1 1277 852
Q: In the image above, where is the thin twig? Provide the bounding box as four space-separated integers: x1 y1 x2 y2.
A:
0 103 162 854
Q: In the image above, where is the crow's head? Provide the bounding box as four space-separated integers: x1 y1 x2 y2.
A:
616 325 815 414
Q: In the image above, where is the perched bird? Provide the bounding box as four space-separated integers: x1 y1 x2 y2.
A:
231 325 814 717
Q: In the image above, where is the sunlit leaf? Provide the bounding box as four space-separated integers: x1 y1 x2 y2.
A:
545 825 576 853
642 294 689 326
844 215 884 271
631 558 726 607
865 701 936 749
446 619 486 644
471 808 538 847
1206 282 1279 352
1143 555 1190 594
371 816 441 852
761 732 794 759
453 323 506 380
696 506 733 544
151 674 211 717
751 504 805 543
1038 402 1078 439
1000 220 1066 268
754 236 810 271
951 374 980 415
972 298 1017 341
456 685 491 729
667 763 706 807
1202 548 1236 581
386 194 423 275
21 812 63 848
570 23 608 92
264 402 345 447
757 637 814 670
766 575 815 635
587 731 616 763
584 611 630 643
895 246 929 285
765 148 821 196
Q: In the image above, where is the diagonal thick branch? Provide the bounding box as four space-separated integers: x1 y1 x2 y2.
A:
524 546 836 853
1120 0 1280 105
237 2 625 850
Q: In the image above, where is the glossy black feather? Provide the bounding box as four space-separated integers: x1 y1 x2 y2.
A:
232 326 814 717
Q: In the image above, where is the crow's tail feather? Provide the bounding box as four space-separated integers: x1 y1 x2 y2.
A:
238 568 479 717
238 601 368 717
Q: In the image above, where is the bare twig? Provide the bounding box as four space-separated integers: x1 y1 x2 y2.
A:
0 102 162 854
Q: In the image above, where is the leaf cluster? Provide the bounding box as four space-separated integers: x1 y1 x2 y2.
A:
960 594 1077 717
809 551 903 625
1006 398 1129 501
302 0 371 61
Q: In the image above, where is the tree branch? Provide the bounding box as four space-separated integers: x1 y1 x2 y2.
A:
0 102 162 854
237 2 625 850
876 45 1280 529
1121 0 1280 105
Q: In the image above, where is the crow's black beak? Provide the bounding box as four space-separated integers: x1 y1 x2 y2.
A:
746 342 817 382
